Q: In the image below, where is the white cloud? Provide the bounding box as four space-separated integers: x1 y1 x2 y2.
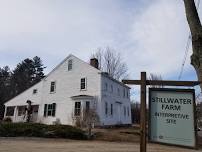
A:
0 0 126 68
128 0 195 79
0 0 199 83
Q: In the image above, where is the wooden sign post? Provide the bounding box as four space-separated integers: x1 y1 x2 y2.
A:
122 72 200 152
140 72 146 152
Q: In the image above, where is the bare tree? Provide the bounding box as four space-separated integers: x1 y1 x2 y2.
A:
149 73 163 88
131 101 140 124
82 109 100 139
91 47 128 80
92 47 103 70
72 108 99 139
183 0 202 89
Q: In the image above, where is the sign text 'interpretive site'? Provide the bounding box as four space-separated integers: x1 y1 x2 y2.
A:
149 88 196 148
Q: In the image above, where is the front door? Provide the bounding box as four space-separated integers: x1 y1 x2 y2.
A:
31 105 39 122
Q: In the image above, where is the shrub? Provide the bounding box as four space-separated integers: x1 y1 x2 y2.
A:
0 123 87 140
45 125 87 139
3 117 12 123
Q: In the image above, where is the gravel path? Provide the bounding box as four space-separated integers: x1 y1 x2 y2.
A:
0 138 200 152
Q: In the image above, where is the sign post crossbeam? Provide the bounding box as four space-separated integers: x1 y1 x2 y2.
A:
122 80 201 86
122 72 201 152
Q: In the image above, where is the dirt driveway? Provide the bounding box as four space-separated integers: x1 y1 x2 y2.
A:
0 138 200 152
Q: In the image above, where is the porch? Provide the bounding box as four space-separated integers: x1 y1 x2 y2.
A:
71 95 98 126
4 105 39 123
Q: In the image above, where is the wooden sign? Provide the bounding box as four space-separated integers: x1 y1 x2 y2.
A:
149 88 197 148
123 72 200 152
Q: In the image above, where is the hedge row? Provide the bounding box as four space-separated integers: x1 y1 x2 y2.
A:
0 123 87 140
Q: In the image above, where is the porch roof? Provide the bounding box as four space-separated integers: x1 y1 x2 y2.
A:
5 99 40 107
71 95 94 100
115 101 122 104
5 102 39 107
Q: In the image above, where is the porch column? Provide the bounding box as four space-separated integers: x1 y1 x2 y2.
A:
81 100 84 118
13 106 18 122
4 106 7 118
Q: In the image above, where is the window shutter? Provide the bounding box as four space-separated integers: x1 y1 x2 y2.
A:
105 102 108 116
44 104 47 117
111 104 113 116
52 103 56 116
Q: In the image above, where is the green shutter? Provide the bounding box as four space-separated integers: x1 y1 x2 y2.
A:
44 104 47 117
52 103 56 116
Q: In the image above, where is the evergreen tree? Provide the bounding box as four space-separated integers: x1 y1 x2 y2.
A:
11 56 45 98
33 56 45 84
0 66 11 119
0 56 45 120
12 58 35 95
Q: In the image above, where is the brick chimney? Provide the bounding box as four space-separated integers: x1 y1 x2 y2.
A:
90 58 99 69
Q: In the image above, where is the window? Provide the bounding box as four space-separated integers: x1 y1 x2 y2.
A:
50 81 56 93
44 103 56 117
123 89 125 98
127 90 129 98
85 101 90 113
105 83 108 91
124 106 126 116
47 104 52 116
33 89 37 94
18 106 26 116
117 88 120 96
68 59 73 71
111 85 113 93
111 104 113 116
127 107 130 116
105 102 108 116
74 102 81 116
80 78 87 90
6 107 15 116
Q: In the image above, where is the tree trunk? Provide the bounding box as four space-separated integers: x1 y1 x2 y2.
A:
183 0 202 88
87 122 92 139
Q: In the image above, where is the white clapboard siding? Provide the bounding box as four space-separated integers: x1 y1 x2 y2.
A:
4 54 132 126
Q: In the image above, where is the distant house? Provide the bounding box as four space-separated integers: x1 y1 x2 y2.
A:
4 54 131 126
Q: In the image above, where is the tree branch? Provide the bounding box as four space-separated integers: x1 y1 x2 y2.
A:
183 0 202 37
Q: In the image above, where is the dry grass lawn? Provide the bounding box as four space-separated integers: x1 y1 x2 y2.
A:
92 126 140 142
93 126 202 147
0 138 200 152
1 126 201 152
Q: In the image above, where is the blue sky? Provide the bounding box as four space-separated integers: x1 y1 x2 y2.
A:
0 0 201 100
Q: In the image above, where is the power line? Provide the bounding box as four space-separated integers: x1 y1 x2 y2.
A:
178 35 191 80
178 0 201 80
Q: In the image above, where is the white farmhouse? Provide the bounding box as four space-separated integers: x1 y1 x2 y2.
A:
4 54 131 126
